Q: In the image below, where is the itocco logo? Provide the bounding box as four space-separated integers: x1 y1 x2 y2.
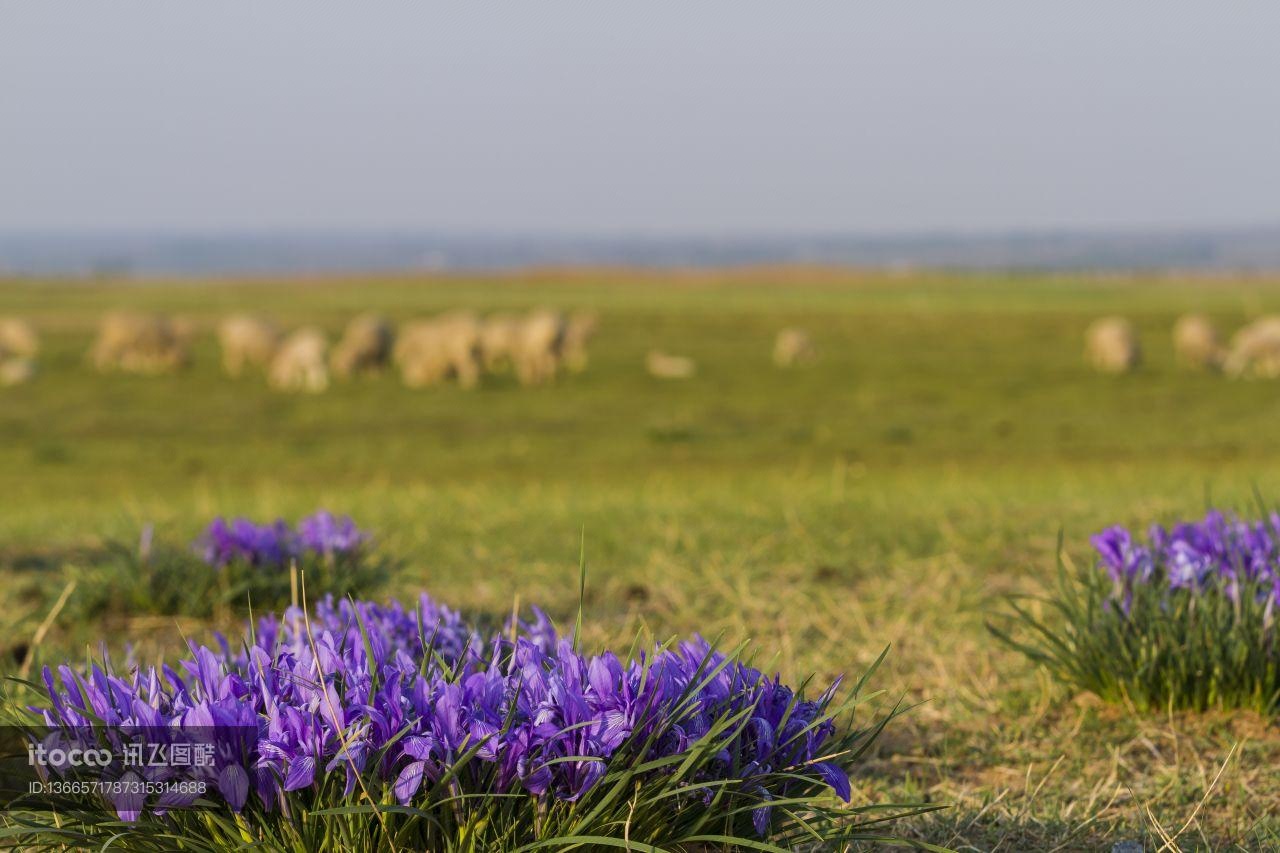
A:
27 742 113 767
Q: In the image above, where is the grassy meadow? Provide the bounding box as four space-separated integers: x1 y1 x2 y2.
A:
2 268 1280 849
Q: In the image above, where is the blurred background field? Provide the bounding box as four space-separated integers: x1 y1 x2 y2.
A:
7 268 1280 521
3 268 1280 848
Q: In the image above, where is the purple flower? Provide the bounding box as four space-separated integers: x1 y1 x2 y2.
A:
195 511 370 571
197 517 295 568
1091 526 1153 585
33 591 853 833
295 511 368 559
1165 541 1214 590
1093 511 1280 609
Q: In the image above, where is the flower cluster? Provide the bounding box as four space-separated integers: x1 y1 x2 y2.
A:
996 510 1280 715
35 593 851 835
296 511 367 558
1092 510 1280 608
197 511 368 568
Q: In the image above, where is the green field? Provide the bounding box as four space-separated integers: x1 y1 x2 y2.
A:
3 269 1280 850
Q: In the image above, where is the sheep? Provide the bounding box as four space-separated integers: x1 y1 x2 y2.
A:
773 327 816 367
1172 313 1225 371
1084 317 1141 374
394 312 483 389
217 314 282 377
512 310 566 386
1225 316 1280 378
479 313 521 373
434 311 484 389
91 312 190 374
268 327 330 393
562 311 599 373
0 318 41 386
394 321 450 388
646 350 696 380
0 317 39 359
331 313 394 379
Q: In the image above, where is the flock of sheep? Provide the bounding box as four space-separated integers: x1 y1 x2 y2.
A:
0 313 822 391
23 309 1279 387
1085 313 1280 376
101 309 601 392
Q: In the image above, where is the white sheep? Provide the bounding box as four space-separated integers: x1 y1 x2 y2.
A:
0 317 39 359
394 313 483 389
217 314 282 377
479 313 521 373
269 327 330 393
1084 317 1141 374
773 327 816 367
1172 313 1225 371
512 310 566 386
91 312 191 374
646 350 696 380
1225 316 1280 378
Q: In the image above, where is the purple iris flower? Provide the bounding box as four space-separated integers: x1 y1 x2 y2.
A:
1091 526 1153 585
34 591 853 836
295 511 368 558
197 517 296 568
1094 511 1280 610
195 511 370 570
1165 541 1214 590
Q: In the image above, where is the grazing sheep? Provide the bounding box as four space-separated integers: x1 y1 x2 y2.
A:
1172 313 1225 371
646 350 696 380
562 311 599 373
91 312 190 374
217 314 281 377
435 311 484 388
1225 316 1280 378
479 313 521 372
331 313 394 379
773 327 816 367
394 312 483 389
268 327 330 393
0 358 35 387
1084 317 1141 374
0 317 39 359
393 321 449 388
512 309 566 386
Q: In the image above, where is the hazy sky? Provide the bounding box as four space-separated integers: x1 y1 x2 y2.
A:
3 2 1278 235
